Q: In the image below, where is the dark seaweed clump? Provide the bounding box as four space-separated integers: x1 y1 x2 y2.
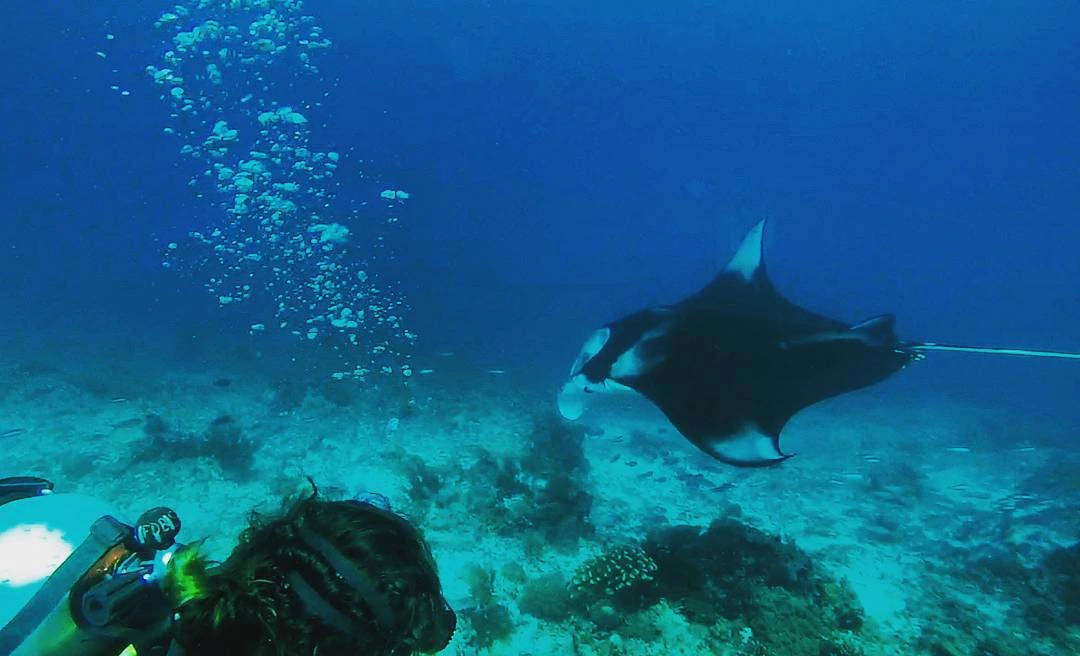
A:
517 517 866 656
267 377 307 414
139 412 256 476
642 519 864 654
514 414 594 548
645 519 826 618
1044 542 1080 626
410 412 594 552
461 603 514 649
889 537 1080 656
452 564 517 650
958 540 1080 649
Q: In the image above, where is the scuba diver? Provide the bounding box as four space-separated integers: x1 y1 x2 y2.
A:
0 476 456 656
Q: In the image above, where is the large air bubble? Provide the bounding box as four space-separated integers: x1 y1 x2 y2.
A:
146 1 414 381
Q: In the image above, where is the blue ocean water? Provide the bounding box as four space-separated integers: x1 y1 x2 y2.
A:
1 2 1077 654
3 2 1077 403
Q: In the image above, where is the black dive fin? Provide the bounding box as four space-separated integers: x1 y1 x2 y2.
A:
0 476 54 507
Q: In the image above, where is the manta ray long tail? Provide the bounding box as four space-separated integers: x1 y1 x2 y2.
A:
910 342 1080 360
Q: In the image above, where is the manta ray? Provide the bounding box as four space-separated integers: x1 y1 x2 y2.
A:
558 221 1079 467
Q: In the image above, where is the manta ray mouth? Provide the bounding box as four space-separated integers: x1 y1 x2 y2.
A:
557 375 638 421
556 379 588 421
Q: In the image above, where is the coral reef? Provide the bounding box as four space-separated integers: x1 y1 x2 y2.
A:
205 414 255 474
139 412 256 476
516 413 594 548
1043 541 1079 625
319 379 354 407
519 572 574 622
401 453 447 509
460 448 529 530
861 461 924 506
464 564 497 607
398 411 594 552
569 545 658 607
512 516 871 655
459 563 516 649
644 519 817 616
635 518 865 656
462 603 515 649
267 376 307 414
447 412 595 550
913 538 1080 656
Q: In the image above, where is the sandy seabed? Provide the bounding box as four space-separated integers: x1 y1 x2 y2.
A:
2 340 1077 656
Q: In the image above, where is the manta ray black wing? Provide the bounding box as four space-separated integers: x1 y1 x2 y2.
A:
611 221 915 466
560 220 1077 467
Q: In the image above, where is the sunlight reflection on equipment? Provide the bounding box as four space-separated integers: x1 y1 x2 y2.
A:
0 524 73 586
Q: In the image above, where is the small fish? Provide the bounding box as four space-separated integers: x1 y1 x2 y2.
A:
1012 446 1036 453
637 471 654 479
944 447 971 454
861 455 882 463
949 483 970 492
625 460 639 467
111 417 143 429
995 504 1016 514
993 492 1041 513
835 472 863 480
109 397 128 404
418 369 434 375
1 428 27 439
487 369 506 375
608 454 621 463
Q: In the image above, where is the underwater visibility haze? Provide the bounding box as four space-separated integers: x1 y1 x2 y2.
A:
1 1 1078 655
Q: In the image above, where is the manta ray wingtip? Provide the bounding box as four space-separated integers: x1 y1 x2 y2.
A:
698 426 795 467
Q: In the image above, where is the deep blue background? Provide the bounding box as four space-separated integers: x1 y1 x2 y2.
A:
1 2 1077 417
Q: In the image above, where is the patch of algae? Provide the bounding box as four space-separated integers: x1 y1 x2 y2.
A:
515 516 897 656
